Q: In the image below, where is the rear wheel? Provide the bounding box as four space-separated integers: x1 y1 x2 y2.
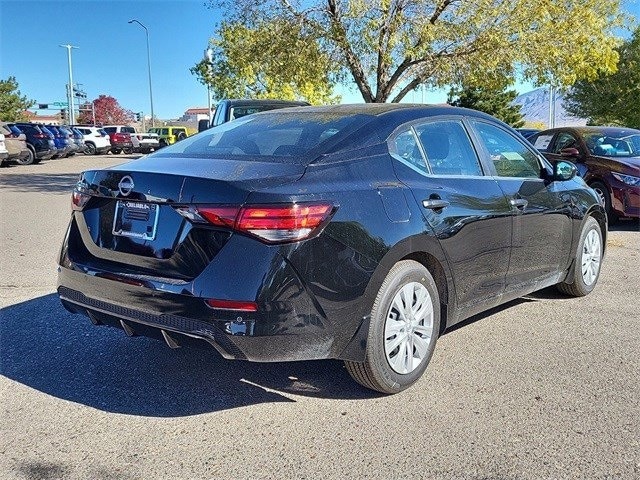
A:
591 181 617 224
17 146 35 165
123 147 133 154
345 260 440 394
111 148 121 155
85 142 96 155
557 216 603 297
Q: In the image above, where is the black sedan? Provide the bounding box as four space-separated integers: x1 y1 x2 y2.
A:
58 105 606 394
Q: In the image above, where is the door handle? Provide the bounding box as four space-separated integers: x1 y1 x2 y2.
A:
422 199 450 210
509 198 528 210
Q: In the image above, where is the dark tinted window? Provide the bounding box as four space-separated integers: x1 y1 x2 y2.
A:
473 121 541 178
160 113 370 160
414 121 482 176
391 129 426 173
103 127 116 133
121 126 135 134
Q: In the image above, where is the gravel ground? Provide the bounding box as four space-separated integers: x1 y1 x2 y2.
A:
1 155 639 480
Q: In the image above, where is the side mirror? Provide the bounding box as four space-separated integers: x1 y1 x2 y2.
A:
554 160 577 181
560 147 580 158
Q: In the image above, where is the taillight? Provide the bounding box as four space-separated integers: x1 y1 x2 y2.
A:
237 204 334 243
71 190 91 211
175 203 335 244
205 299 258 311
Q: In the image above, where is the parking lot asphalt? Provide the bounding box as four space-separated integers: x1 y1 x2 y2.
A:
1 155 639 479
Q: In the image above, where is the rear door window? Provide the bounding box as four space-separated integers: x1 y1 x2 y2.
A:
415 121 482 176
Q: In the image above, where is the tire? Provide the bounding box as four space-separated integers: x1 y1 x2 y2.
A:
590 181 618 224
159 139 167 148
345 260 441 394
17 146 35 165
557 216 603 297
111 148 122 155
85 142 96 155
123 147 133 154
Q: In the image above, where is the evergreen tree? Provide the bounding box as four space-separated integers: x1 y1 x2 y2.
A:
564 28 640 128
0 76 34 122
447 85 525 127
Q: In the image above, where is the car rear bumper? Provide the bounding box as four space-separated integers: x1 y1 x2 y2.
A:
110 141 133 149
57 252 362 362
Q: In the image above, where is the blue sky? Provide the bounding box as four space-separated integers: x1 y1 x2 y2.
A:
1 0 638 120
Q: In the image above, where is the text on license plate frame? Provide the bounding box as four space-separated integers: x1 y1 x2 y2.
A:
112 201 159 241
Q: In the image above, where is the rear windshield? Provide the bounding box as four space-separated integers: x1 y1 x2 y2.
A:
121 126 136 134
152 111 373 162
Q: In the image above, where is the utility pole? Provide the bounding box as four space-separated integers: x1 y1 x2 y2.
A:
59 44 78 124
129 20 155 127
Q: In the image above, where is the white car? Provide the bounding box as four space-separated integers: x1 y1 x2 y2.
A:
0 133 8 167
73 126 112 155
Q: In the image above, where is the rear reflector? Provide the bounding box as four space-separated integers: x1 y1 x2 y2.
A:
177 203 335 244
205 299 258 311
71 190 91 211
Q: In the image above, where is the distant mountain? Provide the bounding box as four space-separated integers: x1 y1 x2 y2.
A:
513 87 587 128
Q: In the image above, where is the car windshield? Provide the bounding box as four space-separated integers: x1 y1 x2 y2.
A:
583 131 640 157
152 112 372 162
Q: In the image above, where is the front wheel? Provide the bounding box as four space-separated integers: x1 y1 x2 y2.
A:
111 148 121 155
123 147 133 154
591 181 617 224
557 216 603 297
345 260 440 394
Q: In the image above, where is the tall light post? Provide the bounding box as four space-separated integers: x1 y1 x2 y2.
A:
59 44 78 124
204 47 214 123
128 19 155 127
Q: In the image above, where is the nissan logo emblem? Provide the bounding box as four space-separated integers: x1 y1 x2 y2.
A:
118 175 135 196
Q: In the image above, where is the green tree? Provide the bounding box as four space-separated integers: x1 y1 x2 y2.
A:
210 0 626 103
564 28 640 128
447 84 524 127
0 76 34 121
192 19 340 104
77 95 134 125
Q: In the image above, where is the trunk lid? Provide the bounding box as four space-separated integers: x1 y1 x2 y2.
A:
71 156 305 280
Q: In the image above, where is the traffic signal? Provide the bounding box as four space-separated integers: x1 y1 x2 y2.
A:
136 112 142 122
60 109 67 122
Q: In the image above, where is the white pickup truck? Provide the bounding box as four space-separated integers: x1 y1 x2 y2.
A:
131 130 160 153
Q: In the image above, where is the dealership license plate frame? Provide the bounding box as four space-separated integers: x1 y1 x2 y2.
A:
112 201 159 241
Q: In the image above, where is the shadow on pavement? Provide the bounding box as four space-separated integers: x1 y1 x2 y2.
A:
0 294 377 417
0 172 80 194
608 219 639 232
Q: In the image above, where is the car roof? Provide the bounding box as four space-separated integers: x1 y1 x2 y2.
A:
537 126 640 136
223 99 310 107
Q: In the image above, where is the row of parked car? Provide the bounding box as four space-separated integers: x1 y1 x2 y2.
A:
0 122 168 167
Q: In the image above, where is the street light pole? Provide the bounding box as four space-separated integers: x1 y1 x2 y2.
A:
128 19 155 127
59 44 78 124
204 48 214 123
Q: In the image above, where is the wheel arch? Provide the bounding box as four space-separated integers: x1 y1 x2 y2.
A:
337 234 455 361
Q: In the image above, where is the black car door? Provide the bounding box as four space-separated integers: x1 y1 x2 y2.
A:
390 118 513 319
469 120 574 294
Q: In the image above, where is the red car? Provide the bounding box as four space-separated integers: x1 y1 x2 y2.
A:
529 126 640 222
